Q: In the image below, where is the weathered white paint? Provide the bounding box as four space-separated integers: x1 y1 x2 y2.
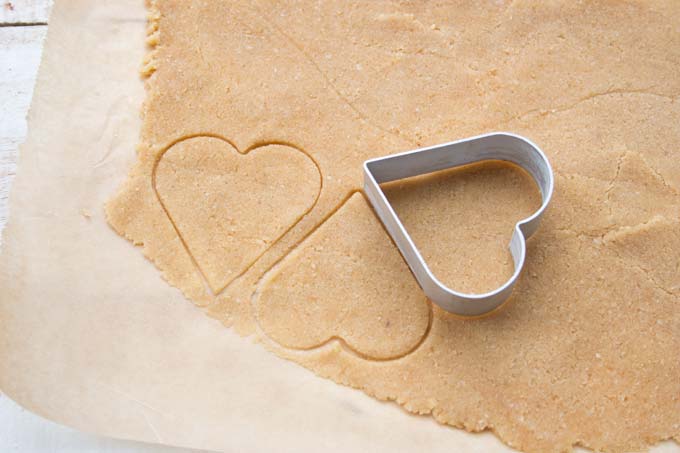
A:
0 25 47 233
0 0 52 25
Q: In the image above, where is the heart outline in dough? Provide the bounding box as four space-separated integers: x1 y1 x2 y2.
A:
252 192 433 361
153 134 322 294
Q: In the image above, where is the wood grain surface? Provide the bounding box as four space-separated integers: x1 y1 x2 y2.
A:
0 0 50 25
0 0 51 237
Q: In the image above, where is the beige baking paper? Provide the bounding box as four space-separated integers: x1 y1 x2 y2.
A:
1 1 679 453
0 1 520 452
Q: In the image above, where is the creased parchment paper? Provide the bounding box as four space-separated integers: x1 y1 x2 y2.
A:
0 1 512 451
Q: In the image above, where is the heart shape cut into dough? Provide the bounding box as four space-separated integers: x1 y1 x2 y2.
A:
155 136 321 293
255 193 432 360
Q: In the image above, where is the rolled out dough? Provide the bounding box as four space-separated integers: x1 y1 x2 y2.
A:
105 1 680 452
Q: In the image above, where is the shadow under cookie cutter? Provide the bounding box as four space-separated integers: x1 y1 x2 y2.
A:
363 132 554 317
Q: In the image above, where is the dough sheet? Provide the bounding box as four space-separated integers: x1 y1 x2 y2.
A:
106 1 680 451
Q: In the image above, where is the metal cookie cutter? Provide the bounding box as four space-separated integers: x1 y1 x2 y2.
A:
363 132 554 317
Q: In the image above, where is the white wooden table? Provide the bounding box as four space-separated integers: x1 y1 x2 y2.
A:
0 0 51 233
0 2 194 451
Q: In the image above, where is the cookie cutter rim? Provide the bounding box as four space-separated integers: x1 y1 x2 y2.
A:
363 132 554 317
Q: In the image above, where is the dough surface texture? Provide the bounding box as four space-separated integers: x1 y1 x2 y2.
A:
106 1 680 451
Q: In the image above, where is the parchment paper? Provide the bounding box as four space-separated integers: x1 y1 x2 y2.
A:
0 1 512 451
0 1 676 452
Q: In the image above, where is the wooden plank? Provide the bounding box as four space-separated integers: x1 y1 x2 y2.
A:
0 0 52 25
0 25 47 235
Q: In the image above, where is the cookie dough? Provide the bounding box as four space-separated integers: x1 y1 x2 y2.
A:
155 136 320 293
106 1 680 451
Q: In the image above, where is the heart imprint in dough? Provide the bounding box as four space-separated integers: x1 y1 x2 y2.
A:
155 136 321 294
255 193 432 360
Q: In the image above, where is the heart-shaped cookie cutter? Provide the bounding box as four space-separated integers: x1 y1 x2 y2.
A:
364 132 554 317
